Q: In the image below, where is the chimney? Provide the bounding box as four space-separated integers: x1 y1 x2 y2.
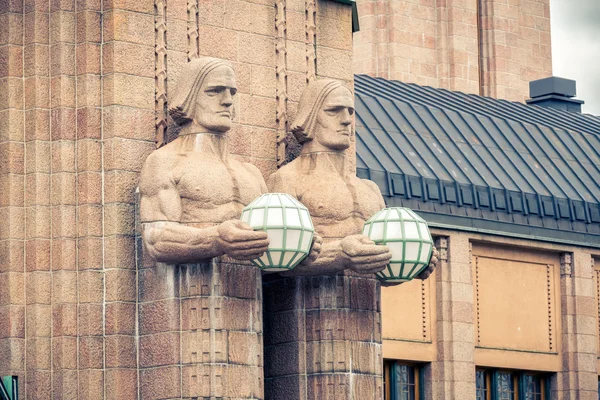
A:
526 77 584 113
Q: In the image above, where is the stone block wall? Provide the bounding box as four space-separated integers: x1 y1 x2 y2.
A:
353 0 552 102
0 1 355 399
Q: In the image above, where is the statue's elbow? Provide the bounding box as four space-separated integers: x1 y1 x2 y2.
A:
142 226 170 263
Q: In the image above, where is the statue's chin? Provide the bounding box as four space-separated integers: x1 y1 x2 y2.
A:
327 140 350 152
199 121 231 133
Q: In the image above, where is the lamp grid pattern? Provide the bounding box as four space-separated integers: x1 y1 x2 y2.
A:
363 207 433 282
242 193 314 272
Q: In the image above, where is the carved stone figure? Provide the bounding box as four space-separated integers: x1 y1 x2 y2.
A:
263 79 436 400
139 57 270 263
138 57 271 399
268 79 391 274
269 79 437 278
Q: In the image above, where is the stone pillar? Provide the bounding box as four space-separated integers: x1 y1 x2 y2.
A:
52 0 80 397
554 252 597 399
429 235 475 400
138 257 264 400
0 1 26 398
180 259 264 399
478 0 552 102
263 272 382 400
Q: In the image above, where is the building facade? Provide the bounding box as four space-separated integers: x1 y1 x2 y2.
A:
1 0 599 399
353 0 553 102
355 74 600 399
0 1 357 398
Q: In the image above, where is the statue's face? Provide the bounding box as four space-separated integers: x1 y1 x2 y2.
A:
313 86 354 151
194 65 237 132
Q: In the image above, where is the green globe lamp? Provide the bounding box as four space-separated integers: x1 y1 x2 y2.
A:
363 207 433 283
241 193 315 272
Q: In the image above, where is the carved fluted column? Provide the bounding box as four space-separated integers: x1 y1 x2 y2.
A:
263 271 383 400
138 257 264 399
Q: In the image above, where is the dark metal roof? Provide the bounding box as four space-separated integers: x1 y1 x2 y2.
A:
354 74 600 248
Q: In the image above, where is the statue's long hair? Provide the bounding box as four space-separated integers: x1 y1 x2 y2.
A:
290 79 344 144
168 57 234 126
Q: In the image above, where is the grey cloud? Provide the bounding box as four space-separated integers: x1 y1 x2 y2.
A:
551 0 600 115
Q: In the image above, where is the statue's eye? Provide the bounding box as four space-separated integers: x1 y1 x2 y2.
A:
324 107 340 116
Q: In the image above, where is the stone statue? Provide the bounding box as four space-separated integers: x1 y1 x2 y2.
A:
141 57 312 399
263 79 436 400
268 78 437 277
139 57 270 263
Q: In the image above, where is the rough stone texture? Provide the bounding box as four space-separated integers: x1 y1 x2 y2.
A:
263 79 390 399
137 258 263 400
263 273 383 400
353 0 552 102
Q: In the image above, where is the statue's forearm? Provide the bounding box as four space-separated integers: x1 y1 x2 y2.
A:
143 221 223 263
284 240 346 276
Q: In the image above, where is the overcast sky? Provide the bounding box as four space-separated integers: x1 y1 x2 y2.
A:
551 0 600 115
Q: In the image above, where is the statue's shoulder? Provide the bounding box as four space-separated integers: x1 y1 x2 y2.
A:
143 142 180 170
266 162 299 193
236 159 264 180
357 176 383 195
140 142 181 192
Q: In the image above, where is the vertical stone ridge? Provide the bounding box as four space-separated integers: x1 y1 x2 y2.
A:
154 0 168 148
546 264 553 351
23 0 53 397
0 0 26 397
186 0 199 61
477 0 497 98
305 0 316 83
475 255 480 345
421 280 427 340
179 260 264 399
51 0 79 397
275 0 287 167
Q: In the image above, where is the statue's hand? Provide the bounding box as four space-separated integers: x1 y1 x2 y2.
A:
415 246 439 280
217 220 269 260
341 234 392 274
303 234 323 265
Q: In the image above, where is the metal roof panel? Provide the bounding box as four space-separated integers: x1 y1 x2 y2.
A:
354 74 600 246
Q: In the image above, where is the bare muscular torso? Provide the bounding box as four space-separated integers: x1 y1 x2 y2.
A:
175 153 265 223
268 153 384 240
140 135 266 226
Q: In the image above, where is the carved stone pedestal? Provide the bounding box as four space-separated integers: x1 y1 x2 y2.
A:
263 272 383 400
138 257 264 399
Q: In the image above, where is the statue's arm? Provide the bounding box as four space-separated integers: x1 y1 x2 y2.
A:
139 152 226 263
282 239 346 275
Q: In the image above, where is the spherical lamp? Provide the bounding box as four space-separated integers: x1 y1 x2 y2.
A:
241 193 315 272
363 207 433 283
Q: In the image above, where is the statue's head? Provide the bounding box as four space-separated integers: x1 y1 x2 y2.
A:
291 79 354 151
169 57 237 133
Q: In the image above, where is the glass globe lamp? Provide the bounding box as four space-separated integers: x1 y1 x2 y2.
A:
241 193 315 272
362 207 433 283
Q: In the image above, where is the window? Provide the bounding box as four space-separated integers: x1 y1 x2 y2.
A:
476 370 489 400
384 360 422 400
476 369 550 400
497 372 516 400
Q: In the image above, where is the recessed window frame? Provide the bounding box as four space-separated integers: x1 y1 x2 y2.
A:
384 360 424 400
476 368 551 400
